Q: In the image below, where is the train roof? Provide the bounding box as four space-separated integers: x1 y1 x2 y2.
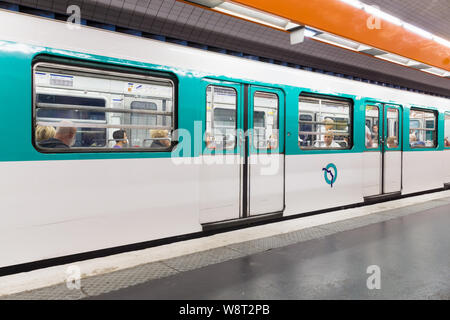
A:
0 9 449 112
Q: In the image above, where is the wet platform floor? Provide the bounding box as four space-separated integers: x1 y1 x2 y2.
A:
89 202 450 300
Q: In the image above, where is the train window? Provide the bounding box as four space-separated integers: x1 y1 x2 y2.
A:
386 108 399 149
253 92 279 150
206 85 237 150
130 101 158 148
298 95 352 150
409 109 437 148
36 94 107 147
299 113 313 147
33 63 175 152
365 105 379 149
445 112 450 148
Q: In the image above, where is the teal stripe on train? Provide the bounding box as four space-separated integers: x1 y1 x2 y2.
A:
0 40 445 162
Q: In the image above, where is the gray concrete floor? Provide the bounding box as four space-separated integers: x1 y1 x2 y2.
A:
89 202 450 300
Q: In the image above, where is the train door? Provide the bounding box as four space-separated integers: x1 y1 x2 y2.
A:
199 81 243 224
445 112 450 187
363 102 402 198
200 82 285 225
383 105 402 193
246 86 285 216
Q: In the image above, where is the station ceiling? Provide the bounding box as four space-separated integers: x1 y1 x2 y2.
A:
5 0 450 97
364 0 449 41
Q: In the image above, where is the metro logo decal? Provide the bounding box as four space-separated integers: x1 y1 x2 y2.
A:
322 163 338 188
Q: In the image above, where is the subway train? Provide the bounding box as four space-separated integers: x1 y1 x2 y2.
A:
0 9 449 271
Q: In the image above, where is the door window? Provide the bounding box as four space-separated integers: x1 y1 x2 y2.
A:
386 108 399 149
34 63 175 151
299 96 352 150
206 85 237 150
445 113 450 148
409 109 437 148
253 91 279 150
365 105 379 149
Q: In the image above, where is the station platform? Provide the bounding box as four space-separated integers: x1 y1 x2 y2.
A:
1 191 449 300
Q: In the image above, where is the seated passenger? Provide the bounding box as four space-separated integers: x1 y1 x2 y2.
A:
386 136 398 148
413 141 425 147
314 131 341 148
112 130 128 148
150 129 171 148
35 125 56 142
409 134 416 147
371 125 379 147
38 120 76 148
324 118 335 131
268 133 278 149
445 137 450 147
371 125 379 140
410 134 425 147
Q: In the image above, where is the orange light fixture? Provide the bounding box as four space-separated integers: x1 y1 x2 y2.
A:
182 0 450 77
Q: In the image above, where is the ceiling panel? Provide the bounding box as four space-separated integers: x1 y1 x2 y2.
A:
365 0 450 41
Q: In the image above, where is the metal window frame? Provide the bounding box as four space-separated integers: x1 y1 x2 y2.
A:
205 84 238 151
445 112 450 149
32 59 177 153
385 107 400 149
298 94 353 151
409 107 438 149
364 104 381 150
252 90 279 150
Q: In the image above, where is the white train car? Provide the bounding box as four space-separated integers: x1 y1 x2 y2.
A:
0 9 449 273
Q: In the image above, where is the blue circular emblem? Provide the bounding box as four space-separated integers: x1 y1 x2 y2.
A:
322 163 338 188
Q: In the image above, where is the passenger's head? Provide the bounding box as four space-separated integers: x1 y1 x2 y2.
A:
409 133 417 142
387 136 397 148
324 118 335 130
35 125 56 142
113 130 127 145
373 125 378 133
55 121 77 147
150 129 170 147
324 131 334 147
